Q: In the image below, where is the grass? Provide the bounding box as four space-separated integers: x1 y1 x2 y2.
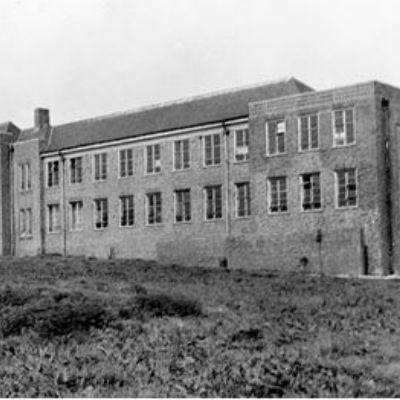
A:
1 256 400 396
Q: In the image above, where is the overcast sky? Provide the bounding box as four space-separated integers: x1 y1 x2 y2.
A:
0 0 399 128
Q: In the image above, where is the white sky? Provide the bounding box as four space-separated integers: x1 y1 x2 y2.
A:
0 0 399 128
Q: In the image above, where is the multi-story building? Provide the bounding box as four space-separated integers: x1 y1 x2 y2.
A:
1 77 400 275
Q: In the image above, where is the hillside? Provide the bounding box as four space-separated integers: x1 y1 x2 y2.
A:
1 256 400 397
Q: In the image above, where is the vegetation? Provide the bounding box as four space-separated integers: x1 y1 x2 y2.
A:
1 255 400 397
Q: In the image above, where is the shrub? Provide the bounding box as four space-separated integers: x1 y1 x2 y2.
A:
0 291 109 338
119 293 202 320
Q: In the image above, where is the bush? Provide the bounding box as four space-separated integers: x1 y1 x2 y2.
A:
0 291 109 338
119 293 202 320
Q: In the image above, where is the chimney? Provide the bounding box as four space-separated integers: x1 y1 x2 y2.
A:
34 108 50 129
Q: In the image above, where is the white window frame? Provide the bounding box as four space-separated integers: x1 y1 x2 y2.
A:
335 168 358 209
46 159 60 188
234 126 250 163
69 156 83 185
332 108 356 147
93 198 108 230
203 133 222 167
267 177 288 214
93 152 107 182
300 173 322 212
204 185 223 221
174 189 191 223
146 192 162 225
47 203 61 233
69 200 83 232
265 119 286 156
145 143 161 175
19 162 31 192
173 139 190 171
119 148 134 179
119 195 135 227
19 208 32 238
235 182 251 218
298 114 319 152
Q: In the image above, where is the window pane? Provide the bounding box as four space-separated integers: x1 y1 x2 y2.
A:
268 122 276 154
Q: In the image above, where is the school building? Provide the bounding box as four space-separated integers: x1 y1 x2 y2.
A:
1 77 400 275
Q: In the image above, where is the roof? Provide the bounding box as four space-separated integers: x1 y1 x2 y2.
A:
0 122 20 135
38 77 313 152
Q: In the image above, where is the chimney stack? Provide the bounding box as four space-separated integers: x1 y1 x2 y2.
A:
34 108 50 129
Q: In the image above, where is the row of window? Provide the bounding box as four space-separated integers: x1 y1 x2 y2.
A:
19 169 357 237
18 109 355 191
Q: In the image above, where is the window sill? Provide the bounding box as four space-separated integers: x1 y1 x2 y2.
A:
19 189 33 194
93 227 108 231
47 230 61 235
202 163 222 169
93 179 108 183
145 223 164 227
298 148 320 154
204 218 224 223
172 167 192 173
268 211 290 216
119 224 136 229
233 160 250 165
233 215 252 220
265 152 287 158
144 171 162 176
118 175 135 180
335 205 358 210
300 208 323 214
173 220 192 225
69 182 84 186
19 235 33 240
69 228 84 233
332 142 356 149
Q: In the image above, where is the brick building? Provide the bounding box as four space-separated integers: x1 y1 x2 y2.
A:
1 77 400 275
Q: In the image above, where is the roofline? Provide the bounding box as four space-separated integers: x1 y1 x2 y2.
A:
249 80 379 107
41 116 249 157
36 76 306 131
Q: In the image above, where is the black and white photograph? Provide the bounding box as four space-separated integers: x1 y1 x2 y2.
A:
1 0 400 397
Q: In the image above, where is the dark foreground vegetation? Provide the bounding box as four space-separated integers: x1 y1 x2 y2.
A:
1 256 400 397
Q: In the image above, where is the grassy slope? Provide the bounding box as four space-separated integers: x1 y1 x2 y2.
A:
1 256 400 397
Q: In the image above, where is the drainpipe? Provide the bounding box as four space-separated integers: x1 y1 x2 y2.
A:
382 98 394 274
9 143 15 256
223 122 231 266
58 151 67 256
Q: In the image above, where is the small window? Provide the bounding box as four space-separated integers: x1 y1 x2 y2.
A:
70 157 82 184
174 189 191 222
268 177 288 213
299 114 319 151
146 144 161 174
234 128 250 162
235 182 251 217
119 148 134 178
47 204 61 233
174 139 190 170
69 200 83 231
204 185 222 220
336 168 357 208
204 134 222 166
120 195 134 227
19 208 32 237
19 163 31 191
333 108 355 146
301 173 321 211
266 120 285 156
146 192 162 225
47 160 59 188
94 153 107 181
94 198 108 229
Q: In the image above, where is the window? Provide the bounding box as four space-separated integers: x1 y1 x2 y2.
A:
204 134 222 166
94 153 107 181
235 182 251 217
234 128 250 162
146 144 161 174
204 185 222 220
120 195 134 227
266 120 285 155
299 114 319 151
69 201 83 231
336 169 357 208
47 160 59 188
19 208 32 237
301 173 321 211
174 139 190 170
333 108 355 146
94 198 108 229
174 189 191 222
70 157 82 184
268 177 288 213
146 192 162 225
19 163 31 191
119 148 134 178
47 204 61 233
